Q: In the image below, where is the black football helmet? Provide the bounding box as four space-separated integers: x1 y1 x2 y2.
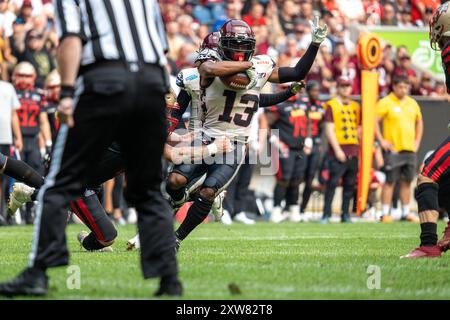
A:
218 19 256 61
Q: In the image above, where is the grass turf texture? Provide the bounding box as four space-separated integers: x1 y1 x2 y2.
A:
0 222 449 299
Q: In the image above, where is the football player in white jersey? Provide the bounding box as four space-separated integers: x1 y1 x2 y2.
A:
165 18 327 248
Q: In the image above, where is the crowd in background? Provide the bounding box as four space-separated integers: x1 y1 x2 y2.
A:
0 0 446 226
160 0 446 97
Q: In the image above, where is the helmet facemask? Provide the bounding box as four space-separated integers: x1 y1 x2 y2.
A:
219 36 256 61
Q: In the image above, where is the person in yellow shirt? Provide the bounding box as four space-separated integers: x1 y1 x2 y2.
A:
322 76 360 223
375 75 423 222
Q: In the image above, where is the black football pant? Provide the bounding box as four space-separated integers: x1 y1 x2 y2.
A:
322 156 358 219
29 63 177 279
223 154 253 217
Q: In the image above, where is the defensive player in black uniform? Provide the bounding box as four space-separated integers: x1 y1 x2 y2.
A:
265 83 316 223
401 3 450 258
43 70 61 143
284 81 324 220
13 62 52 224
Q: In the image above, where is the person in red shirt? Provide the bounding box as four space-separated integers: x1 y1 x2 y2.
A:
332 42 361 94
392 53 419 92
242 3 267 27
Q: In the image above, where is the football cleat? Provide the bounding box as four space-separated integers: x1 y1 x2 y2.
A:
438 221 450 252
288 205 302 223
400 245 441 259
77 231 113 252
221 210 233 225
402 213 420 223
8 183 35 215
211 191 226 222
269 206 285 223
380 215 393 223
126 234 141 251
234 212 255 225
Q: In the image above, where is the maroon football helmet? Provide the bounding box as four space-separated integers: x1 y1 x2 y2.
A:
200 31 220 50
218 19 256 61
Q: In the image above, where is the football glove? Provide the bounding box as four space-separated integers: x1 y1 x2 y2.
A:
309 15 328 44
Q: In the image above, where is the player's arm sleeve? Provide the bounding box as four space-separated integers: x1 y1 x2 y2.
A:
54 0 87 44
260 88 295 108
172 89 191 121
277 43 319 83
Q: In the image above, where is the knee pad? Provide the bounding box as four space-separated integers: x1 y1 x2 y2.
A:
415 183 439 213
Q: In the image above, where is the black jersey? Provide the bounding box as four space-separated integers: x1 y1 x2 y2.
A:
297 96 324 145
267 96 324 149
16 88 47 137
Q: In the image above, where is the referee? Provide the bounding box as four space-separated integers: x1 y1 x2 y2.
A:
0 0 181 297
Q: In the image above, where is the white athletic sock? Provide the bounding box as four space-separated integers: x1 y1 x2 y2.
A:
402 204 410 218
382 204 390 216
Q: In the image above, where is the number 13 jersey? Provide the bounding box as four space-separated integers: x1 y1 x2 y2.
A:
200 55 275 143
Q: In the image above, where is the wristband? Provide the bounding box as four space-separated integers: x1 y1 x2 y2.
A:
206 143 218 156
60 85 75 99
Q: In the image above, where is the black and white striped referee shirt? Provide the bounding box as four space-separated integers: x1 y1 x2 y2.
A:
54 0 168 67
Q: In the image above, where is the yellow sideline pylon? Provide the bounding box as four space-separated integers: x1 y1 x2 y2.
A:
356 33 382 215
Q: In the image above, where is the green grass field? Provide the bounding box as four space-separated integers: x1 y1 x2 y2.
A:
0 222 449 300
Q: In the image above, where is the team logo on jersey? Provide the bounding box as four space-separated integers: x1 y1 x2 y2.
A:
186 74 198 81
176 72 184 88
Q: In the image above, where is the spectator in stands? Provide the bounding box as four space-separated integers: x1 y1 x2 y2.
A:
378 44 395 96
306 48 335 94
16 28 55 88
332 41 360 94
336 0 365 22
177 14 200 45
299 0 315 21
364 0 383 25
398 6 413 27
410 0 439 27
416 72 436 96
381 3 398 26
243 2 267 26
278 34 300 67
278 0 297 35
15 0 33 29
166 21 184 62
375 76 423 222
175 43 197 70
254 25 271 55
393 52 419 94
225 0 242 20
